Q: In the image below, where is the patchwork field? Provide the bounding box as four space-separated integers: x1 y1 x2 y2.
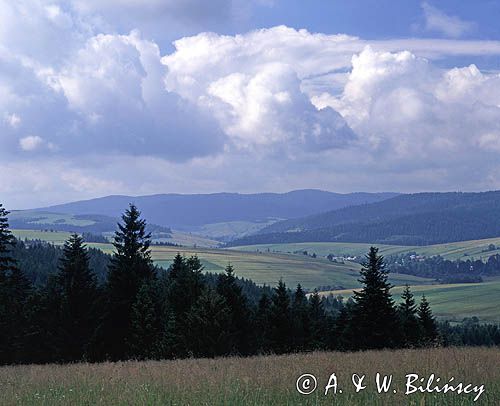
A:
318 278 500 323
9 210 96 227
233 236 500 261
0 347 498 405
12 229 74 244
11 229 500 322
11 229 431 290
88 243 431 290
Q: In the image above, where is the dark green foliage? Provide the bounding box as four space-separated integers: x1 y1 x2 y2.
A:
418 295 438 344
439 319 500 347
291 284 309 351
0 205 32 364
398 285 421 347
10 240 110 286
269 279 292 354
185 288 231 357
0 204 16 274
216 264 252 354
165 254 205 356
350 247 401 349
129 283 159 360
100 204 156 360
308 290 328 350
231 191 500 246
387 253 500 282
255 292 272 353
1 201 488 365
54 234 98 361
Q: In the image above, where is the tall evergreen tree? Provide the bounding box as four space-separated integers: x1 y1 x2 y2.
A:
255 292 272 353
100 204 156 360
398 285 420 347
269 279 292 354
129 283 158 360
418 295 438 345
291 284 309 351
0 204 32 364
308 290 327 350
351 247 401 349
166 254 206 355
0 204 16 277
185 288 231 357
54 234 98 361
216 264 252 354
167 254 203 317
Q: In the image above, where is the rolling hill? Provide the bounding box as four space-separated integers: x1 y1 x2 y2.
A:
36 190 398 233
230 191 500 246
233 236 500 261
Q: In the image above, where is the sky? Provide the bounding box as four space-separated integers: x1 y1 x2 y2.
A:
1 0 500 208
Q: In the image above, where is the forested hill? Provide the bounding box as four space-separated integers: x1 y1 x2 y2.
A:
37 190 398 228
230 191 500 246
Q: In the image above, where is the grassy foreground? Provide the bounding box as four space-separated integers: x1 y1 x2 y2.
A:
0 347 498 405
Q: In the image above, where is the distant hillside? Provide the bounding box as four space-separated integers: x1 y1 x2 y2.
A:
37 190 398 229
230 191 500 246
9 210 172 236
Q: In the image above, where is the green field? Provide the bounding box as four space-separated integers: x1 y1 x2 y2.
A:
12 229 74 244
9 210 97 227
318 278 500 323
145 245 433 289
192 219 279 240
0 347 498 405
234 237 500 261
11 229 500 322
11 229 431 290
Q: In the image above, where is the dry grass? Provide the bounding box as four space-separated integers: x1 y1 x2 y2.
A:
0 347 499 405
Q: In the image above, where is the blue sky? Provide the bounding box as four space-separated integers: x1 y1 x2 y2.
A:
1 1 500 208
254 1 500 39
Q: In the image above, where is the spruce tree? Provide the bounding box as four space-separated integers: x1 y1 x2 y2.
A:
166 254 206 354
255 292 272 353
0 204 16 276
291 284 309 351
418 295 438 345
168 254 203 317
0 204 31 364
308 290 327 350
55 234 98 361
216 264 252 354
398 285 420 347
351 247 400 349
269 279 292 354
185 288 231 357
102 204 156 360
129 283 158 359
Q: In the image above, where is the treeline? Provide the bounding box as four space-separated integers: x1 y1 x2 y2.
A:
234 191 500 246
0 203 497 365
11 239 111 285
387 253 500 283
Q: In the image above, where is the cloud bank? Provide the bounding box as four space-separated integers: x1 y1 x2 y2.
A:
1 1 500 208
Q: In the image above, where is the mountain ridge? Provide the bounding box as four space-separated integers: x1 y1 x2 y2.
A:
230 191 500 246
35 190 399 229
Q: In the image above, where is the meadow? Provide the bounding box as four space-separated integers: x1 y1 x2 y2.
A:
11 229 500 322
88 242 431 290
0 347 498 405
234 237 500 261
11 230 432 290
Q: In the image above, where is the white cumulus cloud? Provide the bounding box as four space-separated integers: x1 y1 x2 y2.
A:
19 135 44 151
